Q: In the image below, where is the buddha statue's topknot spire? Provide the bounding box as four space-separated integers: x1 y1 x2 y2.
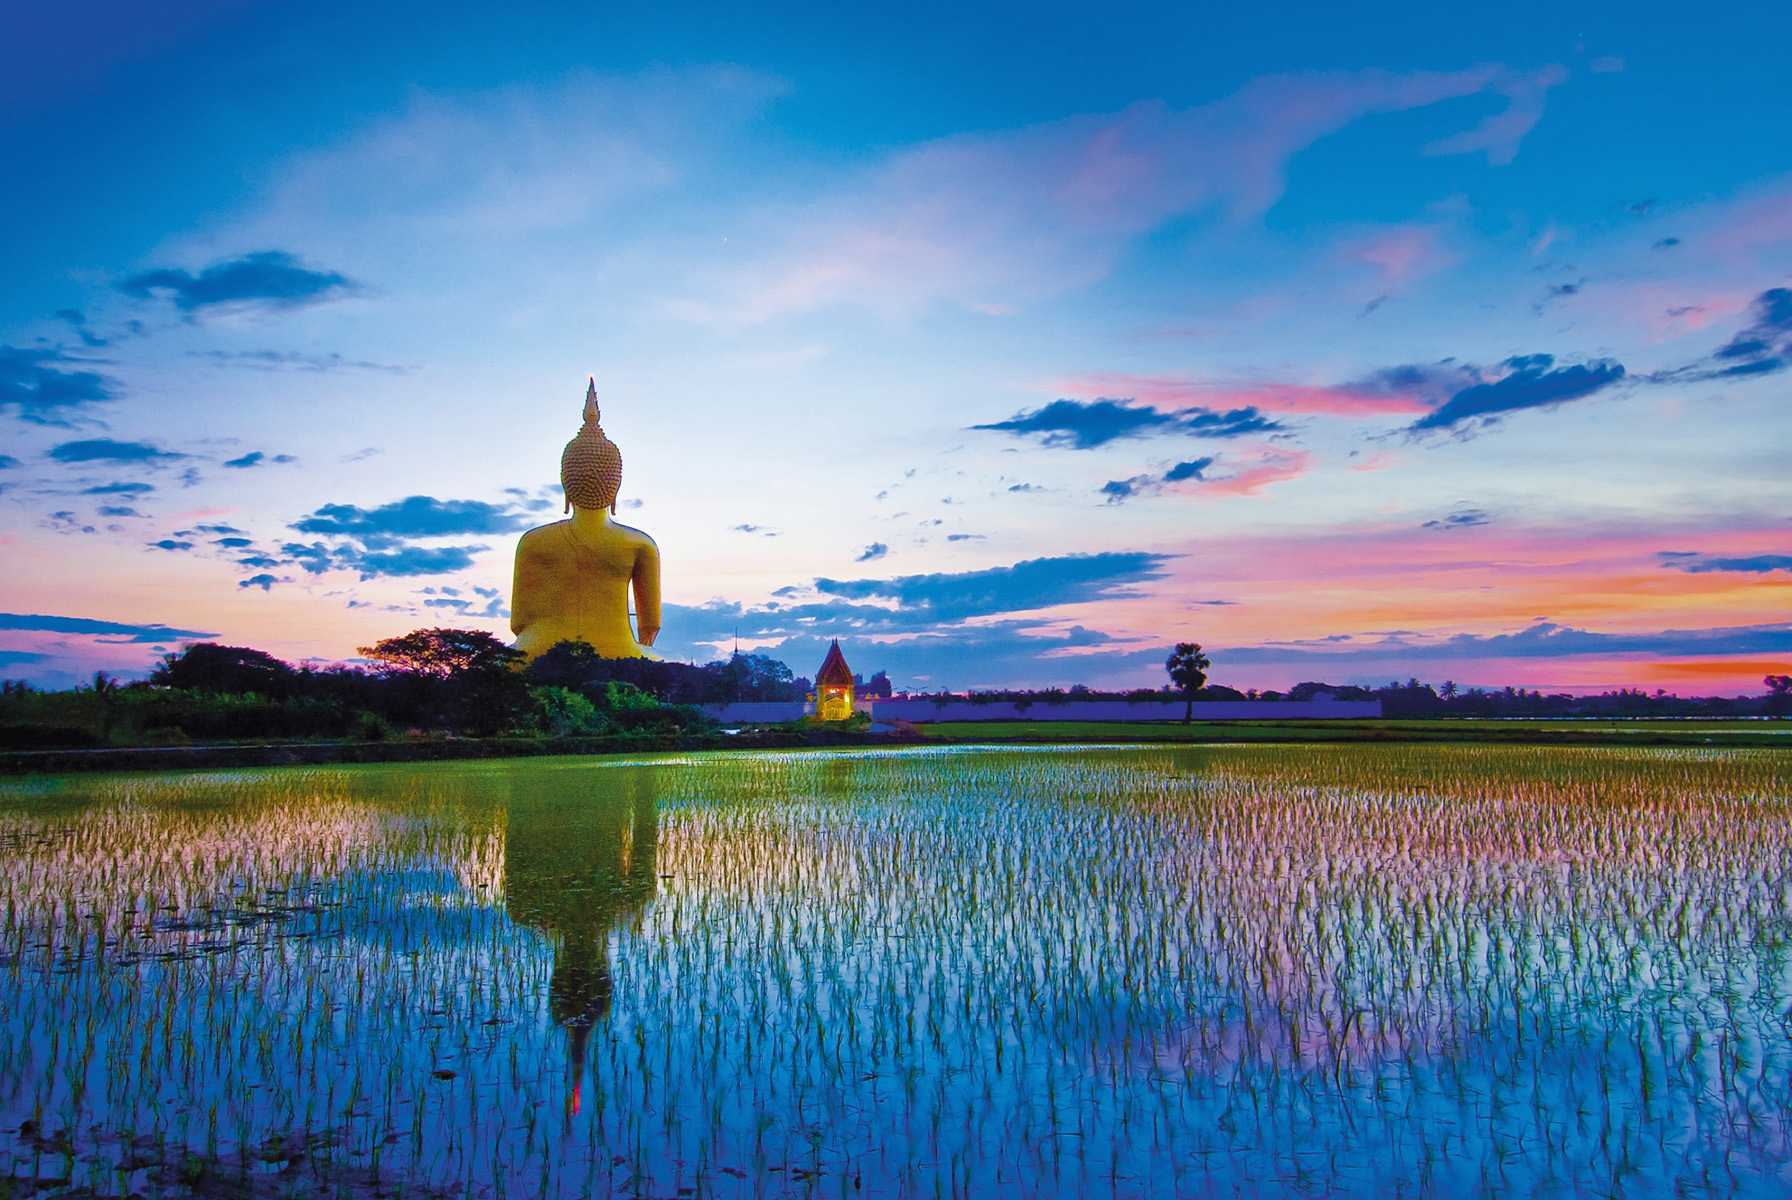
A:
561 376 623 513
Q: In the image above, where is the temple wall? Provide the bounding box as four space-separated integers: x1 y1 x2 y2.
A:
704 698 1383 723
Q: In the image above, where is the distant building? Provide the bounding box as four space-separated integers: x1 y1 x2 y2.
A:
813 640 855 721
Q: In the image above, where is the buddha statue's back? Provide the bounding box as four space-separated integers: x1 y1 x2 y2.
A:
510 380 660 660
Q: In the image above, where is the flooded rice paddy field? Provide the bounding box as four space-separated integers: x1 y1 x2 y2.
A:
2 744 1791 1198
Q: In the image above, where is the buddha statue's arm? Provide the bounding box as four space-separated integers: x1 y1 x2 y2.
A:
632 537 661 647
511 530 552 638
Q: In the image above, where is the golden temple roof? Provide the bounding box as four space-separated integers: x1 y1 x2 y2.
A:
815 639 853 688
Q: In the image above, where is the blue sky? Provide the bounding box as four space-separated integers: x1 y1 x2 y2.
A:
3 0 1789 692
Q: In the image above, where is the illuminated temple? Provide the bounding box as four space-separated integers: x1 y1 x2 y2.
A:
812 639 855 721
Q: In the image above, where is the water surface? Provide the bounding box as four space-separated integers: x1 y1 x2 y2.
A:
2 745 1790 1197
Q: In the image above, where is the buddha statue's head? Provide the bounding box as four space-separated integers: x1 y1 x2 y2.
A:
561 377 623 513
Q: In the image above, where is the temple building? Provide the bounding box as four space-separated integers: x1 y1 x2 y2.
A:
813 639 855 721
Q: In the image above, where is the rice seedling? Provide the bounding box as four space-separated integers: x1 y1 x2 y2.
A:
0 744 1788 1196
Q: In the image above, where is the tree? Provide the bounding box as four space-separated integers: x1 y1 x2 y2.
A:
1767 674 1792 716
358 628 522 678
1165 643 1211 725
358 628 526 734
152 643 295 696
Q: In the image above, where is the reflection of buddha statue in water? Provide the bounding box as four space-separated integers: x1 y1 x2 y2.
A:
511 379 661 661
503 768 659 1113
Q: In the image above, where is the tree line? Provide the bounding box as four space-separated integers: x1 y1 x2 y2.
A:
0 629 815 749
3 629 1786 750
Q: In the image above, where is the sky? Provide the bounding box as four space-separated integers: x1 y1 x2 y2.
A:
2 0 1789 694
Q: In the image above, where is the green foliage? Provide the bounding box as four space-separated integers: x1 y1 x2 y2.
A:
525 640 808 704
1165 642 1210 693
530 686 607 737
353 709 396 741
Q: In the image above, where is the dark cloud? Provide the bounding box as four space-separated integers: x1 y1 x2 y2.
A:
856 543 889 562
1653 237 1680 249
814 552 1171 622
49 439 179 464
1706 287 1791 377
1163 458 1214 482
239 574 279 591
0 612 216 642
282 543 334 574
1340 362 1475 406
280 540 487 580
1180 408 1281 437
1534 281 1582 312
946 533 985 541
225 452 268 468
0 455 17 469
151 540 193 551
1651 287 1792 383
281 498 512 578
1410 355 1626 431
346 546 485 579
84 481 153 495
291 495 527 543
0 345 115 423
1101 476 1153 504
1422 509 1490 530
1659 551 1792 575
973 399 1281 449
97 505 141 517
54 309 107 347
45 511 97 534
976 399 1169 447
654 552 1171 659
1007 483 1040 493
190 349 406 373
1217 620 1792 665
118 251 354 313
1104 456 1217 503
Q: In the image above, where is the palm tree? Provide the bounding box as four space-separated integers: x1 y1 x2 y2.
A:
1165 643 1211 725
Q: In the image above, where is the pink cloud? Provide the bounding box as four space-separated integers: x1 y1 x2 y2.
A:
1348 451 1402 472
1031 518 1792 692
1423 64 1570 166
1703 187 1792 257
1336 223 1457 290
1199 449 1314 496
677 65 1569 324
1062 371 1444 416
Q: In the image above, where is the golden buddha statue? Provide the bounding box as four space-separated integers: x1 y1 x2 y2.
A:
511 379 661 661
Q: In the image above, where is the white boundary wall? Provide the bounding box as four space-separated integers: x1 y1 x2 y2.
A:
704 698 1383 723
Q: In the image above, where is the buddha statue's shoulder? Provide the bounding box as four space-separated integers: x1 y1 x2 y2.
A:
516 519 575 560
609 520 658 550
